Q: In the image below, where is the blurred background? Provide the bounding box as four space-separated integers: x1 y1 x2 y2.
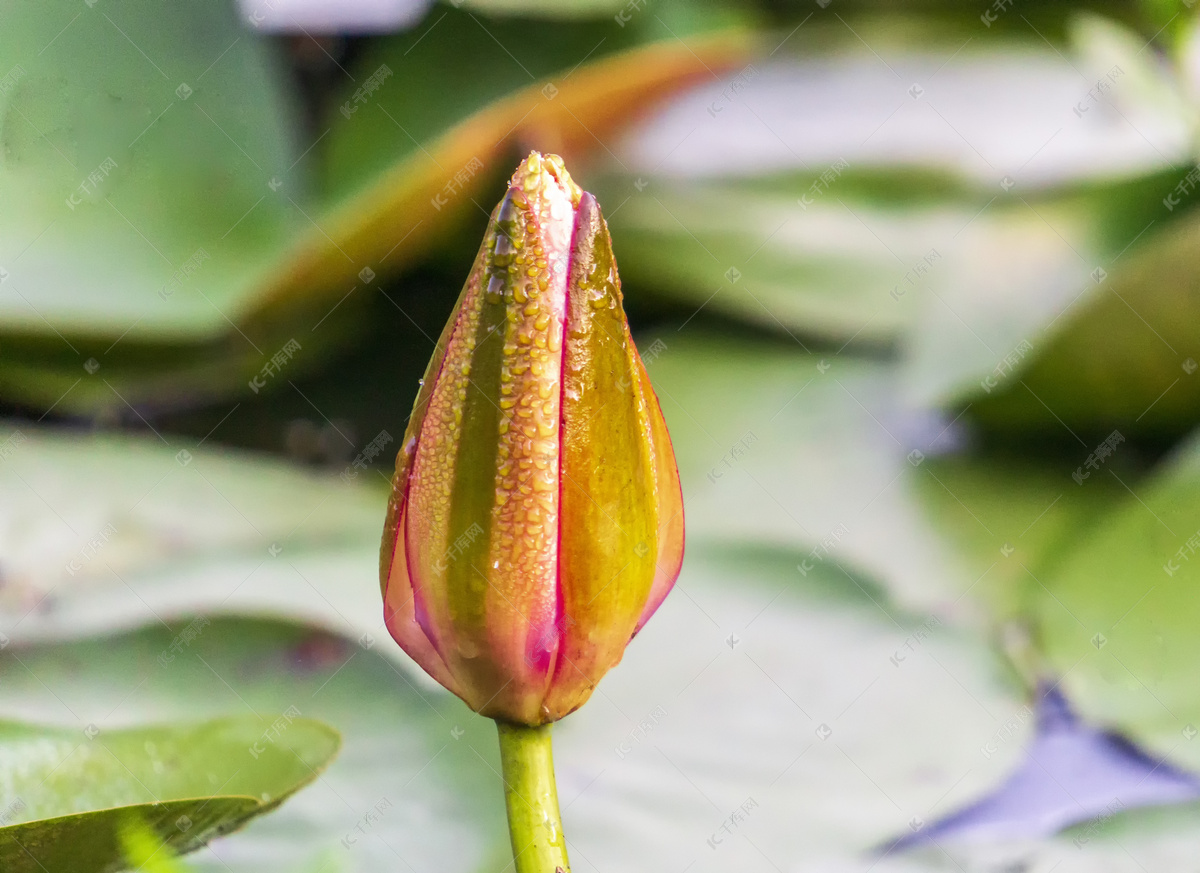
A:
5 0 1200 870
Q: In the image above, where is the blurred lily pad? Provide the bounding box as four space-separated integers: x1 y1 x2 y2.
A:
0 423 395 663
603 171 1098 346
646 330 1035 625
912 454 1129 627
0 716 339 873
565 542 1029 872
0 545 1029 872
606 20 1191 352
0 0 300 339
0 1 750 418
0 618 503 873
618 31 1187 187
967 211 1200 440
1032 429 1200 772
253 15 752 324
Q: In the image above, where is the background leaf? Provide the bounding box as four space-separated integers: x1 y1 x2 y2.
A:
1033 430 1200 771
0 716 339 873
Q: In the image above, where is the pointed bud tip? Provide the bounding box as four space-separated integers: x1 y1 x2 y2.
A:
510 151 582 209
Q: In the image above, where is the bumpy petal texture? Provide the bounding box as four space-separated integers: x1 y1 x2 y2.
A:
381 153 684 725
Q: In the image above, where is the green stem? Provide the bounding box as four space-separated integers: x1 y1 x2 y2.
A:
495 720 571 873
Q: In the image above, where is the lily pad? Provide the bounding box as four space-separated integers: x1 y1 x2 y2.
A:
0 0 299 340
967 211 1200 440
1032 429 1200 772
560 542 1029 872
251 14 752 332
912 454 1129 626
0 3 751 418
0 618 502 873
0 716 339 873
601 171 1112 346
0 547 1028 872
643 330 1053 625
0 424 394 665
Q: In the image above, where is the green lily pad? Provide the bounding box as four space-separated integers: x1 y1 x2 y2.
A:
916 16 1200 438
0 716 339 873
644 330 1012 623
0 424 392 659
0 547 1027 871
263 12 751 338
967 211 1200 440
1032 429 1200 772
563 542 1029 871
645 331 1147 647
912 454 1129 626
0 0 299 340
319 8 748 207
0 2 750 418
601 173 932 344
0 618 508 873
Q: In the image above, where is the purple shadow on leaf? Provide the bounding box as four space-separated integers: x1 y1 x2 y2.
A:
884 683 1200 852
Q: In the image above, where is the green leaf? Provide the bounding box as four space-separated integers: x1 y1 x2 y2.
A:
0 424 390 654
0 716 339 873
318 8 747 205
1 619 506 873
0 558 1026 871
644 330 999 620
644 331 1142 640
119 818 194 873
1032 429 1200 772
912 454 1129 625
922 17 1200 438
966 211 1200 440
0 3 750 417
0 0 299 339
600 172 925 343
273 14 750 327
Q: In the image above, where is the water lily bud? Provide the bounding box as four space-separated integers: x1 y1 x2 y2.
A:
381 152 684 726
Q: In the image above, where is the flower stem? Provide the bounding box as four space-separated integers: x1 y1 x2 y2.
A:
495 720 571 873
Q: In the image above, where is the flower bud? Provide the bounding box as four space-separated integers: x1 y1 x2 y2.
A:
381 152 684 726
